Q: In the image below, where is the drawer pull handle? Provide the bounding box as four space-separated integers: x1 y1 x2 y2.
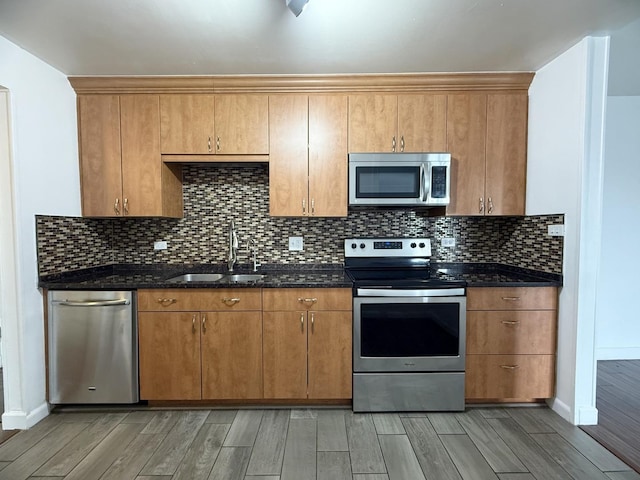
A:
202 314 207 332
192 314 197 333
222 297 240 306
501 320 520 326
300 313 304 332
501 297 521 301
500 365 520 370
298 297 317 305
311 312 315 333
157 298 177 306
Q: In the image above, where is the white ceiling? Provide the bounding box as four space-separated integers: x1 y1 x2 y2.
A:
1 0 640 76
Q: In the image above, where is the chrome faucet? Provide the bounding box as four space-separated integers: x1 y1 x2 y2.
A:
228 220 239 271
247 238 261 272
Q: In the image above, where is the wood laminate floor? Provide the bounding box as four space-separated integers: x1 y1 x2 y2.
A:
582 360 640 474
0 405 637 480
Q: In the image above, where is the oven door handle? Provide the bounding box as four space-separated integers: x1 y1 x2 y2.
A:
356 288 465 297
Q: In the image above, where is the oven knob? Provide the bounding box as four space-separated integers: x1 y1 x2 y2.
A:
360 243 366 249
419 242 425 248
351 243 357 249
410 242 417 248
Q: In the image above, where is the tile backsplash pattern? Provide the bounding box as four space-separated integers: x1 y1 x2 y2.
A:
36 165 564 276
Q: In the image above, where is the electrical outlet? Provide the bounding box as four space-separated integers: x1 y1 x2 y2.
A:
288 236 304 251
441 237 456 248
548 225 565 237
153 241 168 250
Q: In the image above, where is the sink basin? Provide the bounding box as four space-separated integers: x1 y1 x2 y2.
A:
166 273 226 283
223 274 265 283
166 273 265 283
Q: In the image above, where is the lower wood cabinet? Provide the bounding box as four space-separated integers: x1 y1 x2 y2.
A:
262 288 352 400
138 289 262 401
465 286 558 402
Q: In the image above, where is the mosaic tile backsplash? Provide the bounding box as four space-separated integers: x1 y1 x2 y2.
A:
36 165 564 276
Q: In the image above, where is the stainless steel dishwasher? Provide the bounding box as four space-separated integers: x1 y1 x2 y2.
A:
48 290 139 404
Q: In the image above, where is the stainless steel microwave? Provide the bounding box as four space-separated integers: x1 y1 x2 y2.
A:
348 152 451 207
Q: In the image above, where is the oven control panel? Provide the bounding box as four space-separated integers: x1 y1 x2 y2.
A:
345 238 432 257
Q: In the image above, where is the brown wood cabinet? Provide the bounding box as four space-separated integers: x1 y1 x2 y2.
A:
269 95 348 217
446 93 528 216
262 288 352 400
137 289 262 401
465 286 558 402
159 94 268 155
348 94 447 153
78 95 182 217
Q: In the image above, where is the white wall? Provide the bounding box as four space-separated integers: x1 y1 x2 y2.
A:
595 96 640 359
527 37 609 425
0 35 80 429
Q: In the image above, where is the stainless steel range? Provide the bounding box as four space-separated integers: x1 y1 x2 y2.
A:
345 238 466 412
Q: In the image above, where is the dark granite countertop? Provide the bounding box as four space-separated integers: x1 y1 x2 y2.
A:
39 262 562 290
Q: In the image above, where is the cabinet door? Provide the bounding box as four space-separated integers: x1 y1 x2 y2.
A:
268 95 309 216
120 95 164 217
160 94 215 154
398 94 447 152
214 95 268 154
78 95 123 217
485 94 528 215
446 94 487 216
308 95 348 217
201 311 263 399
307 311 352 399
348 95 397 152
263 311 307 398
138 312 201 400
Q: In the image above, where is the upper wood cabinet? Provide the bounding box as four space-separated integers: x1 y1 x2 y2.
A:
348 94 447 153
446 93 528 216
159 94 268 155
78 95 182 218
269 95 348 217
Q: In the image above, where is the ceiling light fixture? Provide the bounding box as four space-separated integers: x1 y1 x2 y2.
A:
286 0 310 17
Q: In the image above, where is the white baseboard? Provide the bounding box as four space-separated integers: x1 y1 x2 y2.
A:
576 405 599 425
548 397 573 423
2 402 50 430
596 347 640 360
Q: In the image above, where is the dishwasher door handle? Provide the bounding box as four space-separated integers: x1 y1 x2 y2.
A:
54 299 131 307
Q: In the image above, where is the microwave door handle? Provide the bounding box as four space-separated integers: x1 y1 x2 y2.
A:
420 164 430 201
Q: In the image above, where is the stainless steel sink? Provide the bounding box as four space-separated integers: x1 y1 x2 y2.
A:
166 273 265 283
166 273 226 283
223 274 265 283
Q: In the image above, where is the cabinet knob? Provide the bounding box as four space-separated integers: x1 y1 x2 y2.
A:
123 198 129 215
216 136 220 152
479 197 484 214
302 199 306 214
192 314 197 333
202 314 207 332
488 197 494 214
400 136 405 152
114 198 120 215
207 136 212 152
300 312 304 332
391 136 396 152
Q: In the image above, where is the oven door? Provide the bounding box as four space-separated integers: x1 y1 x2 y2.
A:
353 293 466 372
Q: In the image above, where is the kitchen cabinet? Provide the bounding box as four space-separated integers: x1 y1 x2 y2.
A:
348 94 447 153
465 286 558 401
446 93 527 216
159 94 268 155
138 289 262 400
269 95 348 217
262 288 352 399
78 95 182 217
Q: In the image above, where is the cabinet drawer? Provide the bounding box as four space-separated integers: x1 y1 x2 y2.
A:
262 288 352 311
467 310 557 354
467 287 557 310
138 288 262 311
465 354 555 400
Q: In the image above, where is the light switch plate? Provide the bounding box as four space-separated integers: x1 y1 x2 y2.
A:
548 225 565 237
154 241 168 250
441 237 456 247
288 236 304 251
